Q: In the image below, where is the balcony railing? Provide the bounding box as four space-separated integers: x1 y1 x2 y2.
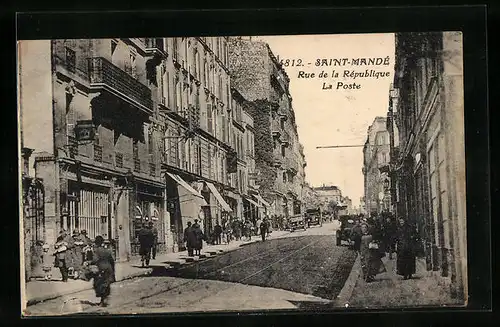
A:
115 152 123 168
68 136 78 157
94 144 103 162
149 161 156 177
88 57 153 114
134 156 141 172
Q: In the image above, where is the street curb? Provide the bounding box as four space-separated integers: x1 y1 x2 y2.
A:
333 254 361 307
26 269 153 307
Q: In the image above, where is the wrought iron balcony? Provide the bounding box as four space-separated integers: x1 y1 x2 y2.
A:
88 57 153 115
93 144 103 162
149 161 156 177
68 136 79 157
115 152 123 168
134 156 141 172
280 133 290 147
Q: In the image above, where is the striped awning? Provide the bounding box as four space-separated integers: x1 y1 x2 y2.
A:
167 173 207 205
254 194 271 207
245 197 263 208
205 182 233 213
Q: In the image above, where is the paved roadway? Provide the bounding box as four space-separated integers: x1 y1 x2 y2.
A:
25 222 356 315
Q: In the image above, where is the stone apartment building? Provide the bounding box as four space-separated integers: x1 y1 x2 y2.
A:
228 37 306 222
389 32 467 301
19 37 265 275
312 185 343 217
362 116 392 216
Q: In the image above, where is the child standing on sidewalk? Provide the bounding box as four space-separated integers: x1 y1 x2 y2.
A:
41 243 53 281
54 235 69 282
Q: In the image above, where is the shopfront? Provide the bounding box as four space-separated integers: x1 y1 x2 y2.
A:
131 182 165 256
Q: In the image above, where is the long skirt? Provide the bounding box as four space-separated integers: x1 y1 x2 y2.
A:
361 249 386 279
67 247 83 271
396 249 416 276
93 269 115 298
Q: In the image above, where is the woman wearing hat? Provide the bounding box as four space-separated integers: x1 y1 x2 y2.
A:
89 235 116 307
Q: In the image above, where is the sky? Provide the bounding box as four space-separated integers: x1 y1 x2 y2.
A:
257 34 396 207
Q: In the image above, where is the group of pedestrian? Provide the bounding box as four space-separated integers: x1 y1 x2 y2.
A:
183 219 205 256
138 221 158 267
42 228 116 307
49 229 93 282
350 213 417 283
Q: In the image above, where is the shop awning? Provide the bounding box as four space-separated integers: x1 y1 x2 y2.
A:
245 197 263 208
205 182 233 212
167 173 207 204
254 194 270 207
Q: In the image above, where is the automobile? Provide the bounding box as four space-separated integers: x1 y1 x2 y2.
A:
288 215 307 232
305 208 322 227
336 215 359 247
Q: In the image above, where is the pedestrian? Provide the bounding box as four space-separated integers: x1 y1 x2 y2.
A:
213 221 223 245
383 216 397 259
41 242 52 281
259 220 267 241
395 218 417 280
192 219 205 256
80 230 93 263
89 235 116 307
350 220 362 252
359 223 386 283
67 229 85 279
149 221 158 260
183 221 195 256
245 220 253 241
138 222 154 267
53 235 69 282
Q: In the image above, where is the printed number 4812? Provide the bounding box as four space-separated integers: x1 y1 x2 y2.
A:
280 59 304 67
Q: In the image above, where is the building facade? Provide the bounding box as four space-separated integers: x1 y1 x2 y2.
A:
389 32 466 301
19 37 266 271
228 37 306 225
312 185 343 217
362 117 392 216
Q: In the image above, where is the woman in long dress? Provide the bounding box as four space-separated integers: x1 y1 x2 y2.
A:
90 235 116 307
359 223 386 283
395 218 416 280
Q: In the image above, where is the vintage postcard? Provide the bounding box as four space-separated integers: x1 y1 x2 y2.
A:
18 32 467 316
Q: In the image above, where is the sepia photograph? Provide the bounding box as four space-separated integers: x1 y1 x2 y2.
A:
18 31 468 316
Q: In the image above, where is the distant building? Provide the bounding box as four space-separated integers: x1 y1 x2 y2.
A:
362 117 392 216
228 37 306 222
312 185 343 217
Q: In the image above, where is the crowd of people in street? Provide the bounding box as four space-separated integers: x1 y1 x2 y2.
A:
348 212 418 283
182 217 273 257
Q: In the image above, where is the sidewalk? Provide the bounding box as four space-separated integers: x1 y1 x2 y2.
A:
24 230 290 306
345 255 463 308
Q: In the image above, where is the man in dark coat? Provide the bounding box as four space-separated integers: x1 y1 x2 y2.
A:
396 218 417 279
350 220 363 252
259 220 267 241
192 219 205 256
149 221 158 260
138 222 154 267
382 215 397 259
183 222 195 256
213 221 223 245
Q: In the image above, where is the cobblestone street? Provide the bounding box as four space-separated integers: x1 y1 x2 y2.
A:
24 224 359 315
